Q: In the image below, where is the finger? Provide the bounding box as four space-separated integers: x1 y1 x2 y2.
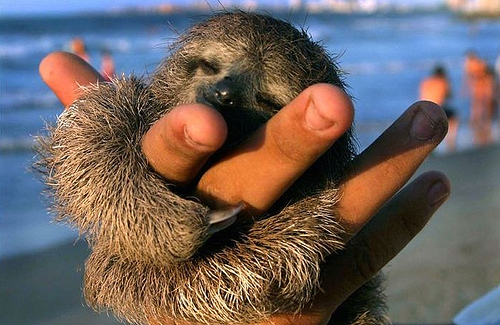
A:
195 84 354 216
141 104 227 187
339 101 448 234
39 51 104 108
317 171 451 316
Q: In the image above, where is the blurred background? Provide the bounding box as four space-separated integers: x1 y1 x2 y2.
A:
1 1 499 324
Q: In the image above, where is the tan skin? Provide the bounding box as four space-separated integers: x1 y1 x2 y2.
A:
40 51 451 325
420 74 449 107
419 69 459 151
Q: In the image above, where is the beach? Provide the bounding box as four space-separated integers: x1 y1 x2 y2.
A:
1 142 499 325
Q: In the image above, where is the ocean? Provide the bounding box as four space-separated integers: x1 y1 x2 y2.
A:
1 9 499 260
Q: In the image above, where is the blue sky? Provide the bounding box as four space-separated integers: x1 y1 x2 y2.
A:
1 0 443 16
0 0 172 16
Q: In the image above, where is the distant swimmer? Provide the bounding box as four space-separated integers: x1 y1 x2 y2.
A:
420 65 458 151
70 37 90 62
100 49 115 81
464 51 495 145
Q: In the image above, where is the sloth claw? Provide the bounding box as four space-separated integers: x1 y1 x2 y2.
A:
205 202 244 236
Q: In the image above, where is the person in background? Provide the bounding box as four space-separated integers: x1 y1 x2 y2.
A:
463 51 494 146
495 51 500 81
70 37 90 63
100 48 115 82
490 60 500 131
420 65 459 151
472 64 496 146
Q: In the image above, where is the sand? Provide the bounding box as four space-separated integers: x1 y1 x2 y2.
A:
385 142 500 323
1 143 499 325
0 240 121 325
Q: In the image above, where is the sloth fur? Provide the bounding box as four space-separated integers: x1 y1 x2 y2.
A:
37 11 389 325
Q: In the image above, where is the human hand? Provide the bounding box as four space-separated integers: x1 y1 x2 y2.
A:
259 105 450 324
39 51 353 217
40 51 450 325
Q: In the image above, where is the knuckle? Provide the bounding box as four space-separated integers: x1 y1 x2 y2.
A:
352 238 384 282
398 208 424 238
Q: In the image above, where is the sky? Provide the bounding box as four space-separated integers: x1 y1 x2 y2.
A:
0 0 443 17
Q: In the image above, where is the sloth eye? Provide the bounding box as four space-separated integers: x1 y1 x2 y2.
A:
256 94 281 112
198 59 219 76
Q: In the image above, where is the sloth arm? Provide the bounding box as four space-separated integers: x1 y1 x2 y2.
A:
40 51 450 325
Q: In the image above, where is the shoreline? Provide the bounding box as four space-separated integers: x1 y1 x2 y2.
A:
2 143 499 325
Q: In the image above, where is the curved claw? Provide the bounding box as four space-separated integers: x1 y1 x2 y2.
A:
205 202 244 236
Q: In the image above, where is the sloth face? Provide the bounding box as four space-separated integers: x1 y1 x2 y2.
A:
184 51 280 150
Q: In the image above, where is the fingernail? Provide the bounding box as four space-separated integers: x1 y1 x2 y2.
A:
411 106 438 141
305 99 335 131
427 181 450 206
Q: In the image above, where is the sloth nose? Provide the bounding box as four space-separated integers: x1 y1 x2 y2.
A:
211 77 241 108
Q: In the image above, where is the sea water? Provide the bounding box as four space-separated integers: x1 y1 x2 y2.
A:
1 10 499 259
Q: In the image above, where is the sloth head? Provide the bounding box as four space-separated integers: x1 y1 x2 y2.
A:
151 11 347 150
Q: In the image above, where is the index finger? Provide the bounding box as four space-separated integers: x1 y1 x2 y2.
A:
39 51 104 108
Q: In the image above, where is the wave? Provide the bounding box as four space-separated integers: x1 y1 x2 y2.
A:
0 35 62 60
0 137 38 153
0 36 160 66
343 59 431 74
342 56 463 75
1 91 60 113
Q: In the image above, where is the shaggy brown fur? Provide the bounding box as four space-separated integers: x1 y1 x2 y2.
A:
36 11 389 325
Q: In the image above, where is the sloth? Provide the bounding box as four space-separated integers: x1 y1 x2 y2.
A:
37 11 389 325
